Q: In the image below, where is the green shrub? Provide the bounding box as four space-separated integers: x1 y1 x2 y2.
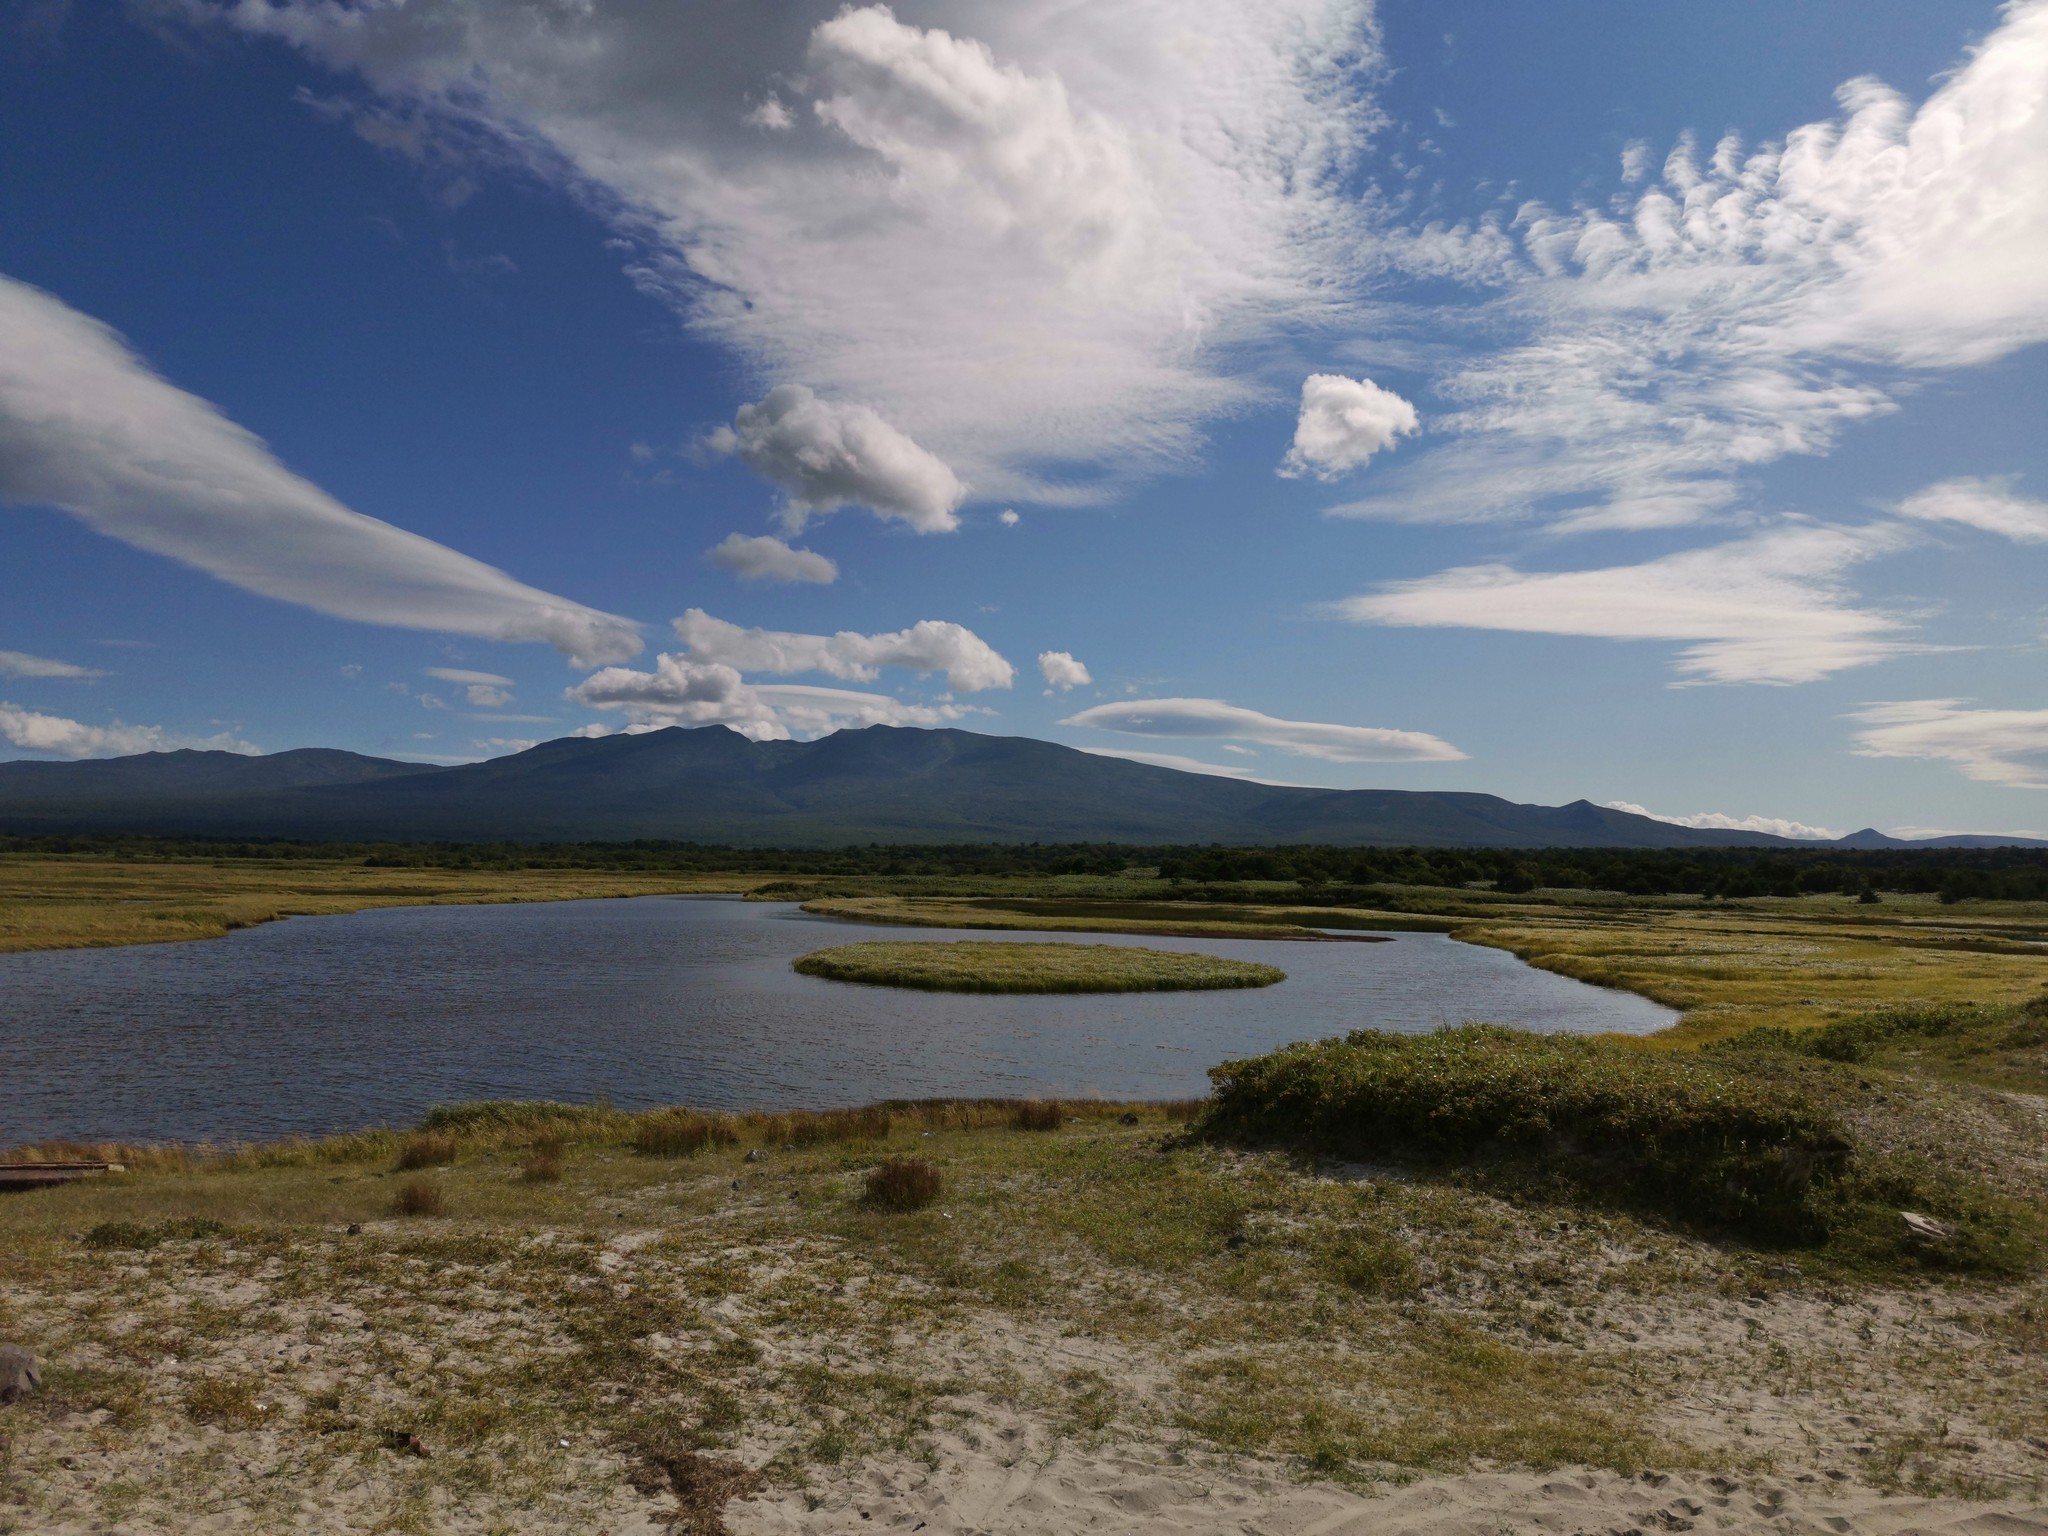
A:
1197 1025 1849 1242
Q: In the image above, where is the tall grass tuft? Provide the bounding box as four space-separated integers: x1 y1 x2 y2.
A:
521 1133 566 1183
632 1110 741 1158
1012 1100 1062 1132
864 1157 943 1211
391 1177 445 1217
395 1131 458 1171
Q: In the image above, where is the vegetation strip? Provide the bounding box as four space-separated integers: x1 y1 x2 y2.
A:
791 939 1286 993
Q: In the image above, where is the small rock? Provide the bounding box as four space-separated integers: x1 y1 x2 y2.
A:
345 1223 362 1236
0 1345 41 1404
1118 1113 1140 1126
1763 1262 1800 1279
743 1148 766 1163
1901 1211 1954 1241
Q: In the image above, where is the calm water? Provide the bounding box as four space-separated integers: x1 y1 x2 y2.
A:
0 896 1673 1143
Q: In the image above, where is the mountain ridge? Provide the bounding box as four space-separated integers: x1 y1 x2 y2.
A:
0 725 2037 849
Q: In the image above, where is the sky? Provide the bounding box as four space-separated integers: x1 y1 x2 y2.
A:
2 0 2045 841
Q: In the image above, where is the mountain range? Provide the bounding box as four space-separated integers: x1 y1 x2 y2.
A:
0 726 2036 849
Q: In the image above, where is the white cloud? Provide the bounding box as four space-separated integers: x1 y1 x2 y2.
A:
1895 476 2048 543
0 275 642 665
998 509 1020 527
1338 522 1927 685
423 666 518 708
464 684 513 708
1346 3 2048 533
1038 650 1091 691
706 531 839 585
1849 698 2048 788
673 608 1014 692
472 736 539 754
711 385 966 533
1277 373 1418 480
424 667 514 686
564 655 974 741
1602 801 1844 841
203 0 1378 505
0 650 107 680
0 703 257 759
1061 696 1464 763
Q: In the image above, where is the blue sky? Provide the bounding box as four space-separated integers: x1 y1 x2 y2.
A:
2 0 2045 840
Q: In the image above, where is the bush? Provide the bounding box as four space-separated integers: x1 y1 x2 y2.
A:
1197 1025 1850 1242
785 1107 892 1147
1012 1099 1062 1132
864 1157 943 1211
632 1111 740 1158
395 1132 458 1171
391 1177 445 1217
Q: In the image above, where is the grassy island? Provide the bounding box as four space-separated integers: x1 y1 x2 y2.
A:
791 938 1286 993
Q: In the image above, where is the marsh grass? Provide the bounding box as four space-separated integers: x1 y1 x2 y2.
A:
634 1111 742 1158
1012 1099 1062 1131
793 939 1285 993
521 1135 566 1184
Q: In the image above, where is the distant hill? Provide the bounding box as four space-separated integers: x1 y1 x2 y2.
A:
0 725 2040 849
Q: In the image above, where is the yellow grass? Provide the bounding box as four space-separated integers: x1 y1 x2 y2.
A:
792 939 1286 993
0 856 761 954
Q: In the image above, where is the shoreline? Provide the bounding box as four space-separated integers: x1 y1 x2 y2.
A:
2 1089 2042 1534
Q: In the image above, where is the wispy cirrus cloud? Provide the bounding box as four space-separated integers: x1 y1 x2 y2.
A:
1062 697 1463 763
1849 698 2048 788
0 274 643 665
1337 522 1930 685
1894 476 2048 543
0 649 107 680
197 0 1379 507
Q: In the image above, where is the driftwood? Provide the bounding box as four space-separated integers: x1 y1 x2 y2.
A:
0 1162 124 1190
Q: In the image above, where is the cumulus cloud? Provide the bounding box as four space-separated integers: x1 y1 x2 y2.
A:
998 509 1020 527
1278 374 1418 480
0 703 257 759
1345 2 2048 532
1849 698 2048 788
1061 697 1464 763
199 0 1377 504
1602 801 1844 841
0 275 642 665
1895 477 2048 543
1037 650 1091 691
706 531 839 585
564 655 974 741
673 609 1014 692
0 650 106 680
710 385 966 533
1338 522 1927 685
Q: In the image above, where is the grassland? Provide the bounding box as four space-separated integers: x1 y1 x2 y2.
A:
792 939 1287 993
0 855 762 953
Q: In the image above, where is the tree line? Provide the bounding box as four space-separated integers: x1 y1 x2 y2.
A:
3 834 2044 902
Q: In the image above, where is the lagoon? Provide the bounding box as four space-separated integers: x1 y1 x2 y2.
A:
0 895 1674 1144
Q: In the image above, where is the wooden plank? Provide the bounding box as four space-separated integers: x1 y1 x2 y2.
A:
0 1162 125 1188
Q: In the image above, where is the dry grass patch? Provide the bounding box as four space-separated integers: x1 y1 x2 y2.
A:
864 1157 944 1211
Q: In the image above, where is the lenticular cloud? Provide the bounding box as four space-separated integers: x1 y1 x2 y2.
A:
0 274 643 666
